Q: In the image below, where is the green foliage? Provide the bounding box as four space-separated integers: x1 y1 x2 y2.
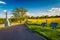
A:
12 7 20 18
27 16 60 19
0 18 5 24
27 24 60 40
12 7 27 23
9 18 16 22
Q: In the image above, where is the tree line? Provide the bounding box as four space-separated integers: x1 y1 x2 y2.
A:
27 15 60 19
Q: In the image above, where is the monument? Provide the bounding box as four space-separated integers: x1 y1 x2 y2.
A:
4 10 10 27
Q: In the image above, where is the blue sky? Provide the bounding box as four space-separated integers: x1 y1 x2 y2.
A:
0 0 60 18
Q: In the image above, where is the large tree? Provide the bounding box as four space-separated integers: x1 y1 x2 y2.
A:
12 7 27 23
19 7 27 23
20 7 27 18
12 7 20 18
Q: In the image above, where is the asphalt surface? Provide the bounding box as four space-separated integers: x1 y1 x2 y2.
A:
0 24 46 40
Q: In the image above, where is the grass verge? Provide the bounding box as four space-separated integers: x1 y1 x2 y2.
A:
0 26 9 30
26 24 60 40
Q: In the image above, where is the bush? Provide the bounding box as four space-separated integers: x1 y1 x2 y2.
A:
40 22 46 27
0 18 5 24
50 22 58 29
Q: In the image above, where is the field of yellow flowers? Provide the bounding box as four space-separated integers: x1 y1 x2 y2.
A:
27 18 60 27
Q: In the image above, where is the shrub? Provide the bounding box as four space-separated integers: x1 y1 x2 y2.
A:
0 18 5 24
50 22 58 29
40 22 46 27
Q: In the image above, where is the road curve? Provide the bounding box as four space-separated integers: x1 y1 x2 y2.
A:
0 24 46 40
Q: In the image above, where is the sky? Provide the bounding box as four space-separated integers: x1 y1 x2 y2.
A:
0 0 60 18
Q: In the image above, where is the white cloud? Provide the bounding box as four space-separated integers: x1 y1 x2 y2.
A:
27 12 36 16
0 10 13 18
27 8 60 16
0 14 5 18
49 8 60 12
7 15 13 18
3 10 7 12
0 14 13 18
0 1 6 4
48 8 60 16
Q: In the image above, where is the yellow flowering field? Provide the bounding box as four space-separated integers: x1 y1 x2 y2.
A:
27 18 60 27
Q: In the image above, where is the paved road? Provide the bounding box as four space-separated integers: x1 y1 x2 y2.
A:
0 24 46 40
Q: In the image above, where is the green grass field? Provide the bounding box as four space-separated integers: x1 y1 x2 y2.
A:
27 24 60 40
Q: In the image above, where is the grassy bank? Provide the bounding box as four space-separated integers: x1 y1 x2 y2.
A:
26 24 60 40
0 26 9 30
